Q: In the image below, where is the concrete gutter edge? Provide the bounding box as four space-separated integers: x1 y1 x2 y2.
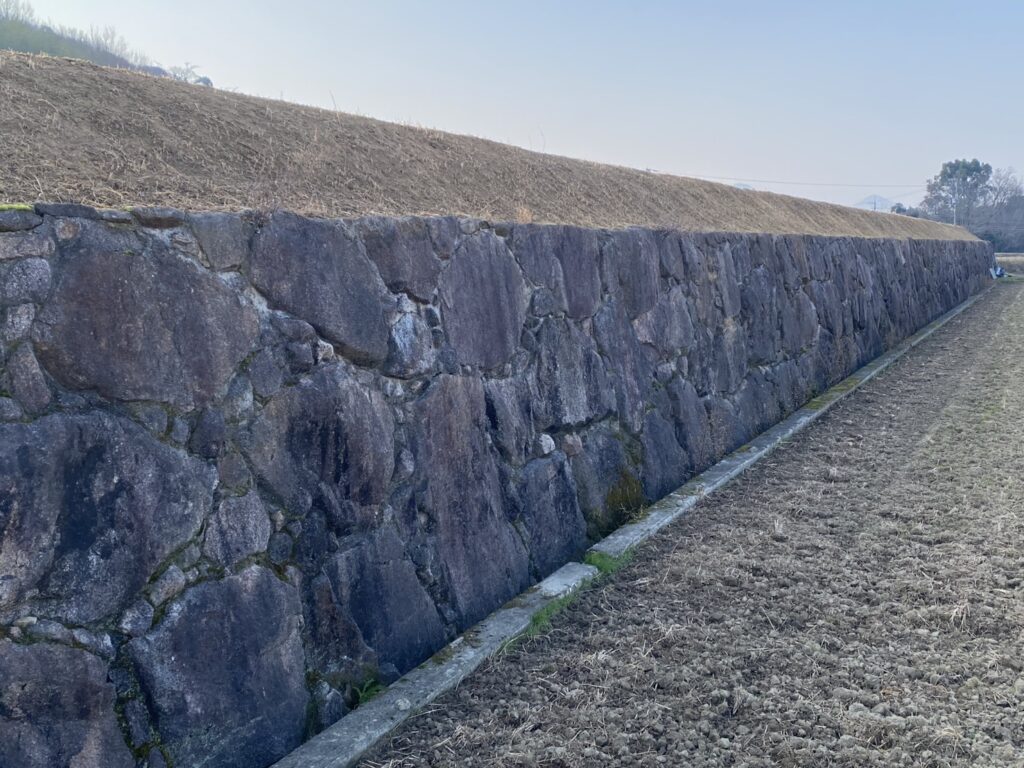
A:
272 284 993 768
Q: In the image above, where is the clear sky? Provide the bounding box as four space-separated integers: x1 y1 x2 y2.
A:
26 0 1024 206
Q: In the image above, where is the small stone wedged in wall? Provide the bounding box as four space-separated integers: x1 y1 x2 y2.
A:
0 205 993 768
0 210 43 233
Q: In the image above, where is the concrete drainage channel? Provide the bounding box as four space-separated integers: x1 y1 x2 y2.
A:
272 286 993 768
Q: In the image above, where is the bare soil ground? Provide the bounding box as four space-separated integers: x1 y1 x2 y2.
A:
363 283 1024 768
0 52 970 241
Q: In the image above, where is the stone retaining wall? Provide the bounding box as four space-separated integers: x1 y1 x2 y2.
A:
0 204 992 768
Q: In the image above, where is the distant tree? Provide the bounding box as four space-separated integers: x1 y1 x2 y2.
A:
906 161 1024 250
920 159 993 226
890 202 923 217
0 0 35 23
168 61 213 86
987 167 1024 208
972 167 1024 252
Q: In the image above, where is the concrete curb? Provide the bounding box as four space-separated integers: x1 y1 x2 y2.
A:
272 285 992 768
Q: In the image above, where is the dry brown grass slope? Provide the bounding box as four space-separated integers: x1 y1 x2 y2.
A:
0 52 973 240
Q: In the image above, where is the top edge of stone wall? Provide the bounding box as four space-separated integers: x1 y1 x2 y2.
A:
0 203 982 245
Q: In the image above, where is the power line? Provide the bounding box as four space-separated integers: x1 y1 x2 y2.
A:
690 174 927 189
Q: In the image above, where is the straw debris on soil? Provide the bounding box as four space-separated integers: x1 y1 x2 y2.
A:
362 283 1024 767
0 51 972 241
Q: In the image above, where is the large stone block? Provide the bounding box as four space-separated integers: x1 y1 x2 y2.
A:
484 375 536 466
780 287 819 355
569 424 642 540
384 307 437 378
323 524 446 675
593 298 653 433
4 343 51 415
708 238 742 319
188 211 253 271
713 319 749 394
0 641 133 768
354 216 443 302
741 265 781 366
250 212 389 365
241 365 395 516
304 570 374 685
33 222 258 408
601 229 660 319
0 257 50 306
128 566 309 768
0 230 53 259
532 317 614 429
0 413 213 623
512 453 588 576
0 210 42 233
640 408 690 501
439 231 527 370
511 224 602 319
203 491 272 568
633 285 696 358
411 375 530 627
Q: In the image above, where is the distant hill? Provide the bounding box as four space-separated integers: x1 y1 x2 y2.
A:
0 1 143 69
0 2 215 86
0 52 974 242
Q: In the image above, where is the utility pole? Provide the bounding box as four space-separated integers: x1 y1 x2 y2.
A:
952 177 959 226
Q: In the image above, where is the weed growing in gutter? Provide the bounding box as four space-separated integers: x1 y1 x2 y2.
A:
583 550 634 576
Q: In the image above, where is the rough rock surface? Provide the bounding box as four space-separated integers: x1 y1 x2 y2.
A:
363 283 1024 768
33 221 258 408
439 231 527 369
0 641 134 768
128 566 309 768
0 412 214 623
0 206 992 768
323 525 447 675
203 491 272 567
241 365 395 514
250 212 390 364
411 375 532 627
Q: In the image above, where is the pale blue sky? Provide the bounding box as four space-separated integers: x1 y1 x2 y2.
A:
27 0 1024 206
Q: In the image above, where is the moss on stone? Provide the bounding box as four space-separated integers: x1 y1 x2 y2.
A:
354 678 386 706
604 469 645 517
583 550 633 576
523 592 578 639
581 466 647 541
430 644 457 666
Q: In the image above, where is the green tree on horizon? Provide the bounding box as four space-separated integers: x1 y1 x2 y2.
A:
920 159 993 227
